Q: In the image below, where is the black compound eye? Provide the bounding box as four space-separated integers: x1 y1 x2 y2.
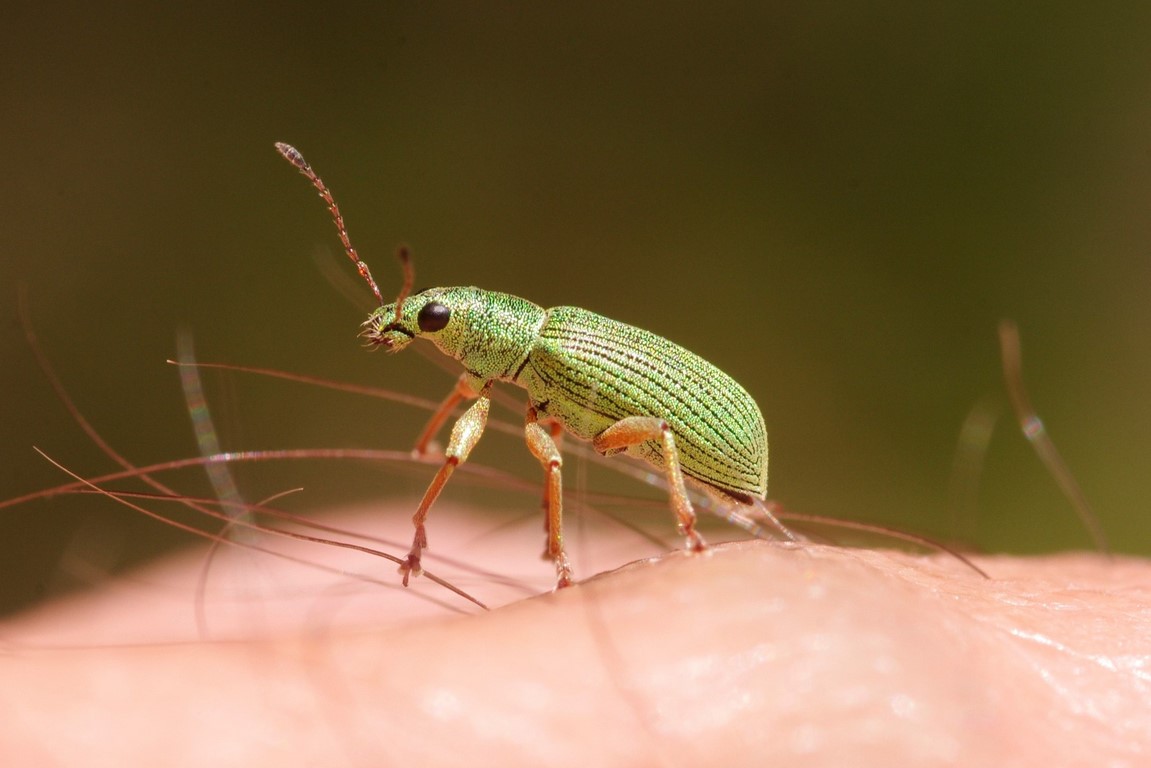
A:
417 301 451 332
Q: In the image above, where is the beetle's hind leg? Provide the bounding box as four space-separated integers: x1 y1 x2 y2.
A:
525 407 574 589
593 416 707 553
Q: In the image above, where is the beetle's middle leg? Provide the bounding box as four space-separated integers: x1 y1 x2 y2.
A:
593 416 707 553
525 406 573 589
400 385 491 586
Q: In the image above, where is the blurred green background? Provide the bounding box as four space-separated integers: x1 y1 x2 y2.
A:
3 2 1150 615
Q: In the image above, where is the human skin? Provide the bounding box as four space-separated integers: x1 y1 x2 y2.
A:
1 504 1148 767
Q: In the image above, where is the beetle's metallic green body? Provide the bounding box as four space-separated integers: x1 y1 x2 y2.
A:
366 287 768 502
276 141 772 588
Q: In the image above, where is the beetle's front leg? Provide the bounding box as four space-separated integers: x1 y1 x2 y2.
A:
593 416 707 553
524 406 573 589
412 373 478 460
400 385 491 586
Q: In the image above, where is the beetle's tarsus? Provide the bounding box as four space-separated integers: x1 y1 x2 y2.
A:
554 554 574 589
400 524 428 586
399 554 423 586
685 529 708 553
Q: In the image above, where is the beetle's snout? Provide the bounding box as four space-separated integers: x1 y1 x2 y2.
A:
361 318 415 352
361 325 405 351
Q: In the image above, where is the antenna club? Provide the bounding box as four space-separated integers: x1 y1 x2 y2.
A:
274 142 310 171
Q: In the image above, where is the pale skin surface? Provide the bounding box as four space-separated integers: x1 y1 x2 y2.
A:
1 502 1149 768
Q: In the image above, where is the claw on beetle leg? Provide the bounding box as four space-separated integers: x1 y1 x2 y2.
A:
399 524 428 586
553 553 574 590
684 528 708 553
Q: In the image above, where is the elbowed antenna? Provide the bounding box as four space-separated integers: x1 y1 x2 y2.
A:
275 142 385 306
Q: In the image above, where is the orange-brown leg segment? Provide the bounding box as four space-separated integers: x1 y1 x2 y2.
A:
412 374 478 459
593 416 707 553
535 418 564 528
525 406 573 588
400 387 491 586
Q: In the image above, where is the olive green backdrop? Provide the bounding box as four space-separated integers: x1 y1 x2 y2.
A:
3 2 1149 614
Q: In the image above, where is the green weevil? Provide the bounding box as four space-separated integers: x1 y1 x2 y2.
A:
276 142 786 589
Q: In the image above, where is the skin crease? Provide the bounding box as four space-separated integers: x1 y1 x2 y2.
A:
0 502 1148 767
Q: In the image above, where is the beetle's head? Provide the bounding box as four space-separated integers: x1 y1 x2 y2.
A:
274 144 467 359
362 287 454 353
